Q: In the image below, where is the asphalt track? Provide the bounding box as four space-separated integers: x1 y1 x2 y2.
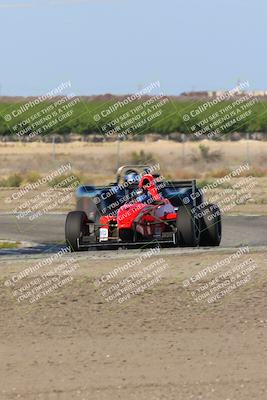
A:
0 213 266 256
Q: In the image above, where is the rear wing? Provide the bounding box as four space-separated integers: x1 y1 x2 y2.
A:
159 179 198 208
167 180 197 187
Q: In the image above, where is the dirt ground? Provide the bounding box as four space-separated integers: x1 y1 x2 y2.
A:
0 140 267 181
0 140 266 216
1 248 266 400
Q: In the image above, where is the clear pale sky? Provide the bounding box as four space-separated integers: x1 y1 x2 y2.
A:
0 0 266 96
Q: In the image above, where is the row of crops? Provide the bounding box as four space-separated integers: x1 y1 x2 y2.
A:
0 96 267 137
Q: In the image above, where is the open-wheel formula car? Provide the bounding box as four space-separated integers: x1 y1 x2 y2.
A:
65 165 222 251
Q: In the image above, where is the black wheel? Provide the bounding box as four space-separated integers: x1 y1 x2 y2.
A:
176 205 200 247
119 228 134 242
199 204 222 246
65 211 89 252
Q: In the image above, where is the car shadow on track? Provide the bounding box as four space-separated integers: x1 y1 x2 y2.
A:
0 243 68 256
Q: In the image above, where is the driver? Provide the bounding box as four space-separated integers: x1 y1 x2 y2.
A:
136 174 162 203
124 170 140 185
136 186 152 203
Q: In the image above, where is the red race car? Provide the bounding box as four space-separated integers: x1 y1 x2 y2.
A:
65 166 221 251
98 174 178 245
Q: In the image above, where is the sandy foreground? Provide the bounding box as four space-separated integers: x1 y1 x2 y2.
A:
0 248 267 400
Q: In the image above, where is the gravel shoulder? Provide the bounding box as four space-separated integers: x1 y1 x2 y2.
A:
0 249 266 400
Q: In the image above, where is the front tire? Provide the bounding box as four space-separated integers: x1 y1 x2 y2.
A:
65 211 89 252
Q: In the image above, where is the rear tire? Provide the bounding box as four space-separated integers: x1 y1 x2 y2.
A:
176 205 200 247
199 204 222 246
65 211 89 252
